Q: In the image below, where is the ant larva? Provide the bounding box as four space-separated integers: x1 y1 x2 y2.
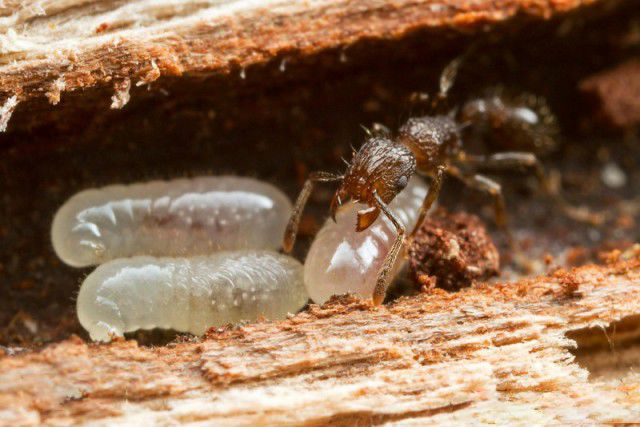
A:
284 56 600 306
77 251 306 341
53 176 305 341
52 176 292 267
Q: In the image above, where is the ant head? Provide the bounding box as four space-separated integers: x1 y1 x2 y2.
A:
330 136 416 231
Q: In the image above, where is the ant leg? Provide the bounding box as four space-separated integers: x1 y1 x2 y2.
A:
410 165 446 237
447 165 510 232
372 190 406 306
461 152 548 190
283 171 342 253
461 152 604 225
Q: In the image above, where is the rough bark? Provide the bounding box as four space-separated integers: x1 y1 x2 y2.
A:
1 250 640 426
0 0 601 121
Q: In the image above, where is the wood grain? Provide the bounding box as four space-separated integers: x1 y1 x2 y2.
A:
1 251 639 425
0 0 599 105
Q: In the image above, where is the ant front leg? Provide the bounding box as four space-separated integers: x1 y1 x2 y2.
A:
283 171 342 253
461 152 604 225
410 165 446 237
372 190 406 306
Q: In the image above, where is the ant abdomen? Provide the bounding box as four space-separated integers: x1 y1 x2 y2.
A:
458 89 559 154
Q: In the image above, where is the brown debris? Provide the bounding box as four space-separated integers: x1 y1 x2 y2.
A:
110 79 131 110
409 208 500 291
1 258 640 425
580 57 640 129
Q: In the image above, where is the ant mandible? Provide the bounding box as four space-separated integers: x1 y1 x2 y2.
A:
283 56 599 306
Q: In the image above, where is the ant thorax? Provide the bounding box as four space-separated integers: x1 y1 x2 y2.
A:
398 115 462 172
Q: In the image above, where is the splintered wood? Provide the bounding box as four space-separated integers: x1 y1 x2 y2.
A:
1 253 640 426
0 0 598 107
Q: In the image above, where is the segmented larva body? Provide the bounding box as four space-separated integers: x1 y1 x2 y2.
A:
77 251 306 341
304 177 428 304
52 176 292 267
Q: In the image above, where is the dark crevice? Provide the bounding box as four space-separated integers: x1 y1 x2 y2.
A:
305 400 473 427
567 315 640 379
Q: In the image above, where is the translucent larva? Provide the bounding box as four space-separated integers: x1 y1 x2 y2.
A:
304 177 428 304
52 176 292 267
77 251 307 341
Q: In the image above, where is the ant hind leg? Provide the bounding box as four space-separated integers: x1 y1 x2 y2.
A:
460 152 604 225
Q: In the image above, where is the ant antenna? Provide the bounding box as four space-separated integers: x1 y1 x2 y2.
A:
438 56 463 100
431 56 463 114
430 42 480 114
359 124 372 136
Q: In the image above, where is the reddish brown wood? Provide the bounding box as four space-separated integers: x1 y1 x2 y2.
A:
0 0 599 105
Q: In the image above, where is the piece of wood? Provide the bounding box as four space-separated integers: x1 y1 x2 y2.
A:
1 250 640 426
580 58 640 129
0 0 599 109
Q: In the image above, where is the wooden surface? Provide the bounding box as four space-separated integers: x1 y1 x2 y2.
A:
0 0 599 107
1 251 639 426
1 1 639 425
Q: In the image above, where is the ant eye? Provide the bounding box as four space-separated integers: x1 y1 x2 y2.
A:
396 175 408 190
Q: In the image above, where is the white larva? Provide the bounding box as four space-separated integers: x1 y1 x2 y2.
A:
77 251 307 341
52 176 292 267
304 176 429 304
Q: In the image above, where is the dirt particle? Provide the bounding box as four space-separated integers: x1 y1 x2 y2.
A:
551 269 582 299
409 208 500 292
580 58 640 129
601 161 626 188
96 23 109 34
565 246 591 267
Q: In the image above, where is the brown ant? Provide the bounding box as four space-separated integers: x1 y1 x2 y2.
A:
283 57 601 306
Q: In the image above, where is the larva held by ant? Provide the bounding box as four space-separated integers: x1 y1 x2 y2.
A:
52 176 292 267
303 176 428 305
77 250 307 341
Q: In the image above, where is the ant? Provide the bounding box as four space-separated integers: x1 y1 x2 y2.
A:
283 56 601 306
